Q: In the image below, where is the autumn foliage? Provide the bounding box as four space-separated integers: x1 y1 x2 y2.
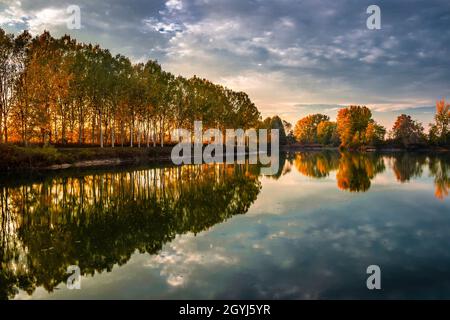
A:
293 106 386 149
292 102 450 150
0 28 261 147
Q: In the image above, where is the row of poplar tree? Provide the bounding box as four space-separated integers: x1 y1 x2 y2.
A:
0 28 261 147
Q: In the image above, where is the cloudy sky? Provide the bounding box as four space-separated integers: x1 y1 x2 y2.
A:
1 0 449 129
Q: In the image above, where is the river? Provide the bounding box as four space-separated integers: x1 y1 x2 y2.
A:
1 151 449 299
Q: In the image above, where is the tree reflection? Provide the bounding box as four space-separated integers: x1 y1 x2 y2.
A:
291 151 450 198
2 152 450 299
336 152 385 192
265 153 290 180
429 154 450 200
390 153 449 200
391 153 427 183
293 151 339 178
292 151 386 192
0 164 261 299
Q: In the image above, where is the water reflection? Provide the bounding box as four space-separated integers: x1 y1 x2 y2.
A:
289 151 449 197
290 151 385 192
391 153 427 183
0 164 261 299
336 152 385 192
266 153 292 180
0 151 449 299
293 151 339 178
429 154 450 200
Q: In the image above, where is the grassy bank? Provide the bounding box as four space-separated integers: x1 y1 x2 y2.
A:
0 144 274 171
0 144 174 171
2 143 448 172
282 143 449 152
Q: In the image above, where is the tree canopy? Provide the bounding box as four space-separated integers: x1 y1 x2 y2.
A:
294 113 329 144
391 114 426 148
0 28 261 147
336 106 374 149
429 99 450 146
260 115 287 145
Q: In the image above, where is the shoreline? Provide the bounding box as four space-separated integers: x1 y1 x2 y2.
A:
282 144 449 153
43 156 174 171
0 144 175 172
0 144 448 173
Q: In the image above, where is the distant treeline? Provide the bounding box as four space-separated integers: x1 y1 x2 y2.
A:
1 28 448 151
0 28 261 147
291 103 450 149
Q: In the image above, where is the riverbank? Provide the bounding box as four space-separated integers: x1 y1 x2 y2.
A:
0 144 174 172
281 144 338 151
282 144 450 153
1 143 449 172
0 144 270 171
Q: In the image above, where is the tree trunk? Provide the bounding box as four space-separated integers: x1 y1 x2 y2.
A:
0 109 3 143
21 113 27 146
78 100 84 144
78 118 83 145
54 116 58 144
146 121 150 148
111 118 115 148
91 115 95 145
99 110 104 148
3 115 8 143
160 118 164 147
130 121 134 147
120 121 124 147
61 115 66 145
153 120 156 147
137 123 141 148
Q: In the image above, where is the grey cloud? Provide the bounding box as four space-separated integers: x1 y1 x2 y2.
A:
1 0 449 122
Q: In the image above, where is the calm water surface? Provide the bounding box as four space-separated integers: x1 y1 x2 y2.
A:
1 151 450 299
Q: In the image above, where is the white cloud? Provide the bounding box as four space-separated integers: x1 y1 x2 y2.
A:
145 233 238 287
142 17 183 34
28 7 69 34
0 0 28 26
0 1 69 34
168 17 250 56
360 47 385 64
2 0 446 128
165 0 183 12
369 101 433 112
